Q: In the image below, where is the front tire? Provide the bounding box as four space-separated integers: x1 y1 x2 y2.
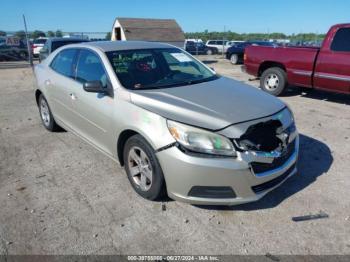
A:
230 54 239 64
123 135 166 201
260 67 287 96
38 94 60 131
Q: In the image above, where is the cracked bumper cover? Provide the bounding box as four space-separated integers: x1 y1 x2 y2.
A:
156 134 299 205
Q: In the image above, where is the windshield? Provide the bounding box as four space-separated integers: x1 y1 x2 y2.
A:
106 48 218 90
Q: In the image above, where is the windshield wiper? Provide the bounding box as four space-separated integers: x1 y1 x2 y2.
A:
133 75 219 90
186 75 219 85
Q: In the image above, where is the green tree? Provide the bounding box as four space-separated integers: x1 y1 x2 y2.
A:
31 30 46 39
0 31 6 36
47 31 55 37
15 30 26 39
55 30 63 37
105 32 111 40
185 30 325 43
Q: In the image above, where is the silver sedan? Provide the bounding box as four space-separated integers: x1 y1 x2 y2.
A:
34 41 299 205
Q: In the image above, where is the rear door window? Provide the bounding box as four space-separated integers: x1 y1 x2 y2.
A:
331 28 350 52
75 49 108 87
50 49 77 78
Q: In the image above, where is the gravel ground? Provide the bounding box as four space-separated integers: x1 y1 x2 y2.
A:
0 58 349 255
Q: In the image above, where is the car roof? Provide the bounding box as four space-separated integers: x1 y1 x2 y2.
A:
72 41 175 52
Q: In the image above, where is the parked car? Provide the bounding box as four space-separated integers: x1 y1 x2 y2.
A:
0 37 29 61
32 37 47 57
39 38 89 61
205 40 229 53
226 41 276 65
222 41 242 53
226 42 250 64
185 38 203 44
244 23 350 96
34 41 298 205
185 41 217 55
227 40 244 45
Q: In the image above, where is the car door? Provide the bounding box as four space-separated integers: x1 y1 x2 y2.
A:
185 42 195 53
216 40 223 53
47 48 81 129
71 49 115 155
314 27 350 93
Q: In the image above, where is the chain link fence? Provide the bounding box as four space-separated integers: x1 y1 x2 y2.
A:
0 30 108 69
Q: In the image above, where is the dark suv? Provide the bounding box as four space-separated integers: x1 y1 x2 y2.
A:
39 38 89 61
226 41 276 64
185 41 217 55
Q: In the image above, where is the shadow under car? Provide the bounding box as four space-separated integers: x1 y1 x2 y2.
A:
193 133 333 211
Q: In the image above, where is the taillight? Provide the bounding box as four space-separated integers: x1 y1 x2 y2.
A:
244 53 247 61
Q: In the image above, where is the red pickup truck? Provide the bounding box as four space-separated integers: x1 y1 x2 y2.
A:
244 23 350 96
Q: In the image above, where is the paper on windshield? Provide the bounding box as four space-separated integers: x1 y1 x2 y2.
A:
170 53 192 62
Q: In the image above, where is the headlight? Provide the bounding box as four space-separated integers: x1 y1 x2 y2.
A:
285 104 295 123
167 120 236 157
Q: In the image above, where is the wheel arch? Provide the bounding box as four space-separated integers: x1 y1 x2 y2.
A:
117 129 139 166
35 89 43 105
258 61 286 77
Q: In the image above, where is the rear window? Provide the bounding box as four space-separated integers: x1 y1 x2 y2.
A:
331 28 350 52
34 38 47 44
52 40 87 52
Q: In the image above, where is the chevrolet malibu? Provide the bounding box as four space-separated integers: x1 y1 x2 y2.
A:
34 41 299 205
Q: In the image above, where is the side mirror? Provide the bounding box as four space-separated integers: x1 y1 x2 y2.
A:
83 81 113 96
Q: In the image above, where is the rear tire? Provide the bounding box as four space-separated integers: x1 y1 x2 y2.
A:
123 134 167 201
38 94 60 131
206 49 213 55
230 54 239 64
260 67 287 96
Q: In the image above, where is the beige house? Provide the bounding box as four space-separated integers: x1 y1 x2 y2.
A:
111 17 185 48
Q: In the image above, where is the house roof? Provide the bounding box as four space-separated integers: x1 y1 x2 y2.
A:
116 18 185 42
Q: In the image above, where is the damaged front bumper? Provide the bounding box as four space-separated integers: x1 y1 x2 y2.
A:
156 134 299 205
156 108 299 205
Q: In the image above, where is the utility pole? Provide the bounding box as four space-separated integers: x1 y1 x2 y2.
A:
222 25 226 58
23 14 33 67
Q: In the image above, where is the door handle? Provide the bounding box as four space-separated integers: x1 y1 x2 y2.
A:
70 93 78 100
45 79 51 86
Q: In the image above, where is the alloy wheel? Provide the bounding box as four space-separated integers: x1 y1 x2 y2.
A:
40 98 51 127
127 146 153 191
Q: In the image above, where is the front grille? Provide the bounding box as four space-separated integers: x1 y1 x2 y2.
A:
251 163 296 194
251 139 296 174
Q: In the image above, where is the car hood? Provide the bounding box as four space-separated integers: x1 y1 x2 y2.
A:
129 77 286 130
